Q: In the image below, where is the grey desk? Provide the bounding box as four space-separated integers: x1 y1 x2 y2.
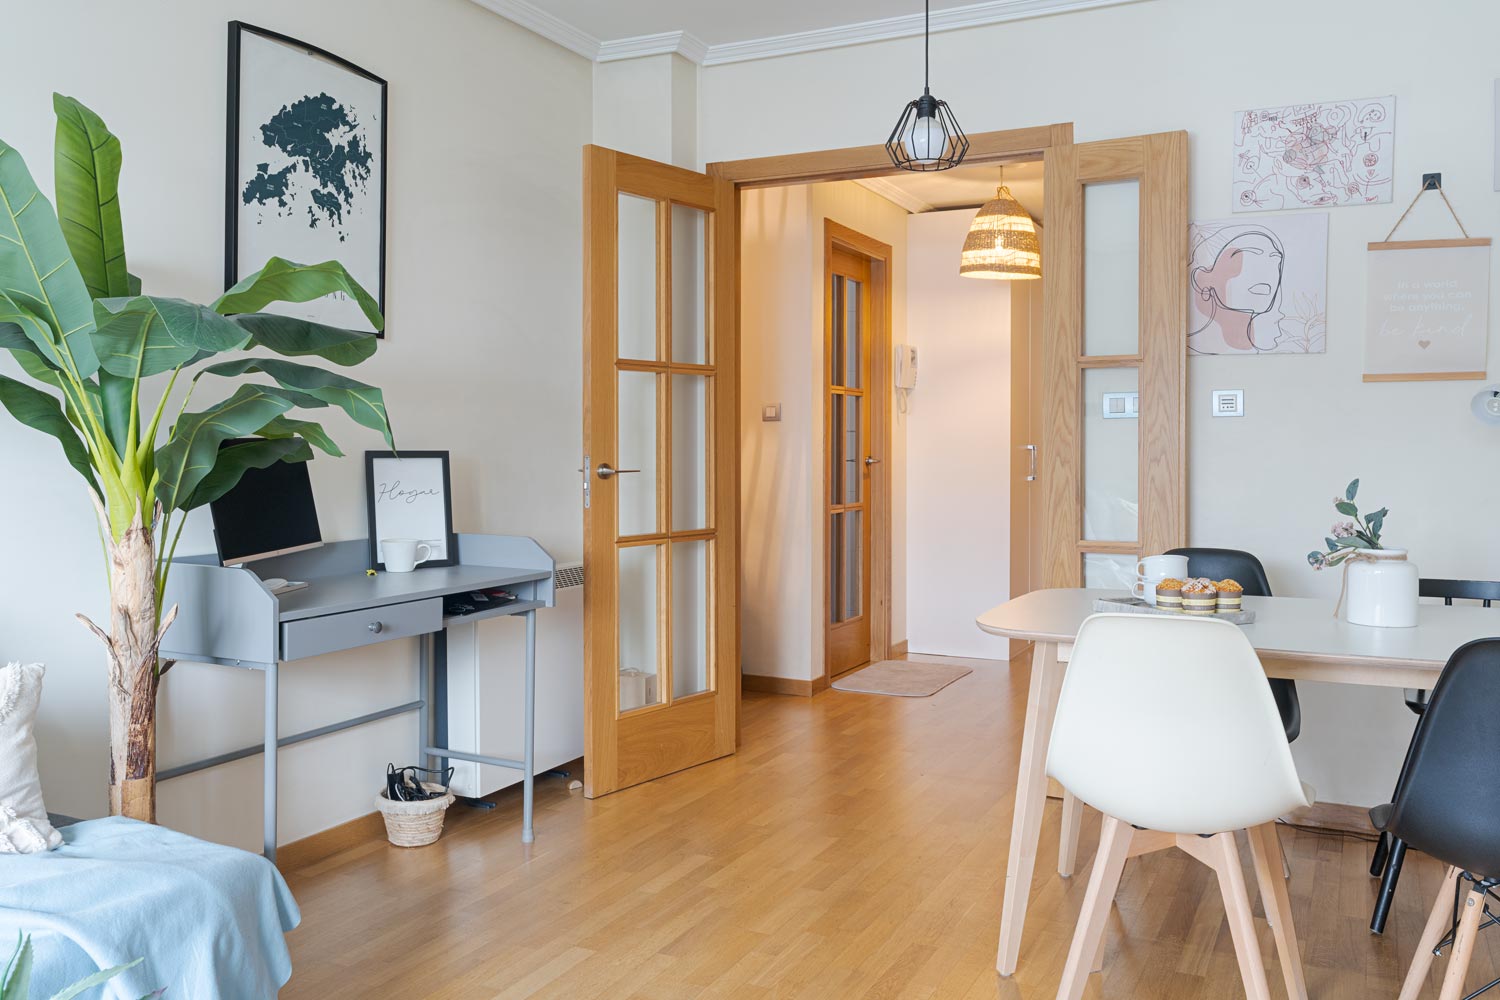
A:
160 533 555 860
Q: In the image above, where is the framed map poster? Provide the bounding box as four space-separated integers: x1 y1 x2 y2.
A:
1364 238 1492 381
226 22 386 335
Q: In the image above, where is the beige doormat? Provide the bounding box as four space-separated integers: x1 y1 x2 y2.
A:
831 659 973 697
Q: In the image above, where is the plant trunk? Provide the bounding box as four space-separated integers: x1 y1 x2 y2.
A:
78 497 177 823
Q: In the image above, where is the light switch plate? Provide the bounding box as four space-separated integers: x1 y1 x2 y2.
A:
762 403 781 422
1212 389 1244 417
1101 392 1139 419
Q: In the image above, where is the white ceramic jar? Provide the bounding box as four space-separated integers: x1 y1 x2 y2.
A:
1344 548 1419 628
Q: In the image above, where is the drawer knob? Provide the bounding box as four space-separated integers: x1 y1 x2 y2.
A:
368 621 384 634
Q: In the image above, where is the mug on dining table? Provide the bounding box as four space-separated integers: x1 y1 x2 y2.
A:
1131 553 1190 606
382 538 433 573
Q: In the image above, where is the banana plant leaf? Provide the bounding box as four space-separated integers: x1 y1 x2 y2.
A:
182 435 314 511
215 257 383 333
257 413 342 456
230 312 377 366
53 93 130 300
0 139 98 377
197 356 392 446
91 298 240 377
0 372 98 494
153 384 300 512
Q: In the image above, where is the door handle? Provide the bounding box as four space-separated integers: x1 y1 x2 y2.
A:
596 463 641 480
864 456 881 466
1025 444 1037 482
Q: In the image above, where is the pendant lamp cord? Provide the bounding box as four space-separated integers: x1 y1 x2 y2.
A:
924 0 930 92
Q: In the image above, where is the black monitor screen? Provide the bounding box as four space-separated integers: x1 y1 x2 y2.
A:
209 442 323 565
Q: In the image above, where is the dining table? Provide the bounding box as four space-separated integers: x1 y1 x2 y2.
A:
976 587 1500 976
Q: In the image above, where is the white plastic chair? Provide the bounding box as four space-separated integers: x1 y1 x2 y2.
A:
1046 613 1315 1000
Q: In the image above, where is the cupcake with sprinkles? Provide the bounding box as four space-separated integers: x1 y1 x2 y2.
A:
1181 578 1219 615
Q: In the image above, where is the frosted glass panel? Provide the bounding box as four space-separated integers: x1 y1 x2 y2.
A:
1082 367 1138 542
1084 553 1137 590
831 276 863 388
1083 180 1140 357
671 374 708 530
617 371 658 536
618 544 661 711
671 205 708 365
618 193 657 361
829 510 863 623
830 394 862 504
671 540 709 698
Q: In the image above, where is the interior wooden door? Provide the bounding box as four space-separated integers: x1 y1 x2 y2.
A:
1008 263 1043 660
1041 133 1188 587
825 245 873 678
582 146 738 798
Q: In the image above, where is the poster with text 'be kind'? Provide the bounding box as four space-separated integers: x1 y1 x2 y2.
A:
1364 239 1491 381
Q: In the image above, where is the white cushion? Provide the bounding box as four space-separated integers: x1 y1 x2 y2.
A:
0 663 62 853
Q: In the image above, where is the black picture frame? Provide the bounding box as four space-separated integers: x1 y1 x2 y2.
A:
225 21 388 337
364 451 458 570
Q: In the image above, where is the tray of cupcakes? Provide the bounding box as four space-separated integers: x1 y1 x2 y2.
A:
1094 578 1255 624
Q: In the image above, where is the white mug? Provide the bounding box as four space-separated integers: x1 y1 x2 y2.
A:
382 538 433 573
1132 554 1190 605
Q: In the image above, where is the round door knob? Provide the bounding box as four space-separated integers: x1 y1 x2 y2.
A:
368 621 384 634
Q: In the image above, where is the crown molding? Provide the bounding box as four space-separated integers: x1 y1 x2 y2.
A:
854 177 936 215
470 0 601 60
471 0 1150 67
598 30 710 64
702 0 1149 65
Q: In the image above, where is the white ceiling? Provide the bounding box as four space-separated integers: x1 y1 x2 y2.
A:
858 159 1043 219
472 0 1149 65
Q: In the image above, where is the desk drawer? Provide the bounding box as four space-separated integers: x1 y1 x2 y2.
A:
280 599 442 661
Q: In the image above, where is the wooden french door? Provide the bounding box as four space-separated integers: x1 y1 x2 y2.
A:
1041 133 1188 587
825 245 873 677
582 146 738 798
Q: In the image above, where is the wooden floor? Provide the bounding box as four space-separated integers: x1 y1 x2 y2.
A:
281 655 1496 999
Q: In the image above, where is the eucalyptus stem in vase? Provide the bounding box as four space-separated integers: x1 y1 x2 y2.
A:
1307 479 1388 570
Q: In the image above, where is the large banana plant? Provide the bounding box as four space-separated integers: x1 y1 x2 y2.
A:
0 95 393 823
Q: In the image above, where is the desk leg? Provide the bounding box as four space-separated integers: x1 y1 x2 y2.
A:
996 640 1065 975
264 659 279 862
418 632 433 773
522 610 536 845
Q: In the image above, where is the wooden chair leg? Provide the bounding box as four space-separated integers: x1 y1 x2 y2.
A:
1059 790 1083 878
1438 886 1487 1000
1399 866 1461 1000
1057 814 1133 1000
1207 831 1274 1000
1248 823 1308 1000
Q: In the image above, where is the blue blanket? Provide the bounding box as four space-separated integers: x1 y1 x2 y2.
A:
0 818 300 999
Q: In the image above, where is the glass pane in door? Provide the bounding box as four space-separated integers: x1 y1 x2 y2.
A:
1082 180 1140 357
671 540 710 697
1082 366 1139 542
830 393 863 504
829 510 864 623
832 277 864 388
671 205 708 365
618 544 662 711
618 371 658 537
1083 552 1138 590
671 374 708 530
618 193 658 361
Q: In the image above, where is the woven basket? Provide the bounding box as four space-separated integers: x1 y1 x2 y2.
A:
375 782 455 847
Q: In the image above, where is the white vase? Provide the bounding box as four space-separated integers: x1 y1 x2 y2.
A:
1344 548 1419 628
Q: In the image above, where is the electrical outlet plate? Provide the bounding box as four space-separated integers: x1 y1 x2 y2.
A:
1212 389 1245 417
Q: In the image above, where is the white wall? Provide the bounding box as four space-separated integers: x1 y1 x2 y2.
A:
740 181 909 682
905 210 1013 659
704 0 1500 805
3 0 591 849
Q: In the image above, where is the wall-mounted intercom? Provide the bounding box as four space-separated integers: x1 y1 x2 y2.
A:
895 344 918 390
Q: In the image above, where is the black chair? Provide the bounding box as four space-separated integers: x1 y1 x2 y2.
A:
1166 547 1300 742
1368 577 1500 935
1378 638 1500 998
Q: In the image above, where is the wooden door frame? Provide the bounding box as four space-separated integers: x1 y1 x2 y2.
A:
707 123 1072 694
822 221 893 683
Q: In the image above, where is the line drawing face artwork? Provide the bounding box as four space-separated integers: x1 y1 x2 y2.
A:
1188 214 1328 356
1233 97 1394 212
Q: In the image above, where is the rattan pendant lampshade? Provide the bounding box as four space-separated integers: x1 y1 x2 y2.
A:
960 185 1041 280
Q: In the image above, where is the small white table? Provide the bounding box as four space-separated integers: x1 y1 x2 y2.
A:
976 588 1500 976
